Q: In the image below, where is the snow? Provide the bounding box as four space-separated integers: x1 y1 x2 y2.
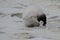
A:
0 0 60 40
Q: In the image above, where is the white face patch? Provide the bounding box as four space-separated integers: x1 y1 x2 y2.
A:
40 21 44 26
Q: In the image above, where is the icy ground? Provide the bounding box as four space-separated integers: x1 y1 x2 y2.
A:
0 0 60 40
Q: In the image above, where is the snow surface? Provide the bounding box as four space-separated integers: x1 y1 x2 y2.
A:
0 0 60 40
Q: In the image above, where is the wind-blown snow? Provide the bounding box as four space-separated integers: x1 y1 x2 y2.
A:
0 0 60 40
